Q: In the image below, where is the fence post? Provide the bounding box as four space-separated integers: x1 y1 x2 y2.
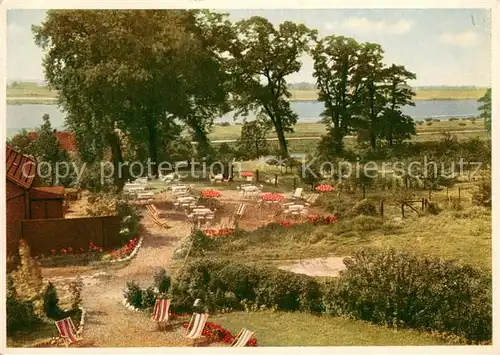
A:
380 200 384 217
293 177 297 190
275 174 278 187
255 169 259 183
458 187 461 202
362 184 366 199
428 188 432 199
401 203 405 218
421 198 424 211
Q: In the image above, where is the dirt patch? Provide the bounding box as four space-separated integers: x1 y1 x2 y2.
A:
279 257 348 277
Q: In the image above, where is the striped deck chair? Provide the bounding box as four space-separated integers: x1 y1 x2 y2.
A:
231 328 255 347
185 313 209 346
152 299 171 330
55 317 81 347
235 203 246 219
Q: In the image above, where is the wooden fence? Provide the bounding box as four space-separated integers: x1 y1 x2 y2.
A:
21 215 122 255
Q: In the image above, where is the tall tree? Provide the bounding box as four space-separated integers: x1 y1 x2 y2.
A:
379 64 416 146
230 17 316 158
237 120 269 159
478 88 491 132
33 10 231 188
311 36 363 155
355 42 386 151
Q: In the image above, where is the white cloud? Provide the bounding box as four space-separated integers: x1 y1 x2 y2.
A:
439 30 478 46
325 17 413 35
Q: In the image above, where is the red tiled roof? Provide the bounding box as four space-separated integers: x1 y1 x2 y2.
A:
28 131 77 152
30 186 65 200
6 145 37 190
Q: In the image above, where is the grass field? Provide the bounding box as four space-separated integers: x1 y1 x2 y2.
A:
208 118 485 141
6 86 488 104
212 311 458 346
290 88 488 101
192 187 491 271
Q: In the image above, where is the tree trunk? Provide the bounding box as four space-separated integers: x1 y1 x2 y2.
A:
332 124 344 155
274 119 288 158
107 132 125 191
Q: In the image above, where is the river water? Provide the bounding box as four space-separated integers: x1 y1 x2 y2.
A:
7 99 480 135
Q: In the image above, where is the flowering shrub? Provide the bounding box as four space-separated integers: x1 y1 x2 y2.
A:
202 228 235 237
181 321 257 346
200 189 222 198
261 192 284 201
315 184 335 192
307 214 338 224
108 237 138 260
277 215 339 228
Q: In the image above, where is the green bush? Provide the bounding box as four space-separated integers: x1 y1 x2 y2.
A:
7 275 40 334
173 260 324 314
458 122 467 126
124 281 143 308
348 199 378 217
143 286 157 309
323 249 491 343
426 201 441 215
472 170 491 208
153 268 171 295
43 282 63 319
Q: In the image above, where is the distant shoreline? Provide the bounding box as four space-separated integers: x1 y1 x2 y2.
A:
6 87 487 105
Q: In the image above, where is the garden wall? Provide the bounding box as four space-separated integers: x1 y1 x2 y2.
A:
21 216 122 255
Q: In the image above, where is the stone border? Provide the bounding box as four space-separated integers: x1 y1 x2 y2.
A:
108 236 144 264
122 297 145 313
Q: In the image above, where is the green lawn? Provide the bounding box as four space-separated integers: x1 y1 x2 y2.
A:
195 187 491 271
212 310 458 346
6 322 55 348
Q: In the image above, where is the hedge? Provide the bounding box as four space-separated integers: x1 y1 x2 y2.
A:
174 248 491 344
171 260 323 314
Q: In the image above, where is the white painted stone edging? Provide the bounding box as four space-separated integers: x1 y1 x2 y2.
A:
109 236 144 263
122 297 143 313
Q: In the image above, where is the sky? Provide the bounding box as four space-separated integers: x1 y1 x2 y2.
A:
6 8 492 87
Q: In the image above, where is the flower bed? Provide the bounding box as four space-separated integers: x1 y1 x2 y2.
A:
202 227 235 237
107 237 139 261
200 189 222 198
261 192 284 201
315 184 335 192
277 215 339 228
181 321 257 346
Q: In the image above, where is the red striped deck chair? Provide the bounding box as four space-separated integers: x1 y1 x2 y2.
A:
185 313 209 346
231 328 255 347
152 298 171 330
55 317 81 347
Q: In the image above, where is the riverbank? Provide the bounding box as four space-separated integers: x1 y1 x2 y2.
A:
6 87 488 105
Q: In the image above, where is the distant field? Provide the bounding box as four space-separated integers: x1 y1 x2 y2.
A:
208 118 485 141
289 88 488 101
6 86 488 104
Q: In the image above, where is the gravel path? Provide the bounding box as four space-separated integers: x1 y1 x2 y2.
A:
43 207 195 347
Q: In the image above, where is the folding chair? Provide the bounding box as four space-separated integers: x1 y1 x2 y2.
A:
152 298 171 330
185 313 209 346
305 193 320 207
55 317 82 347
292 188 303 200
231 328 255 347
